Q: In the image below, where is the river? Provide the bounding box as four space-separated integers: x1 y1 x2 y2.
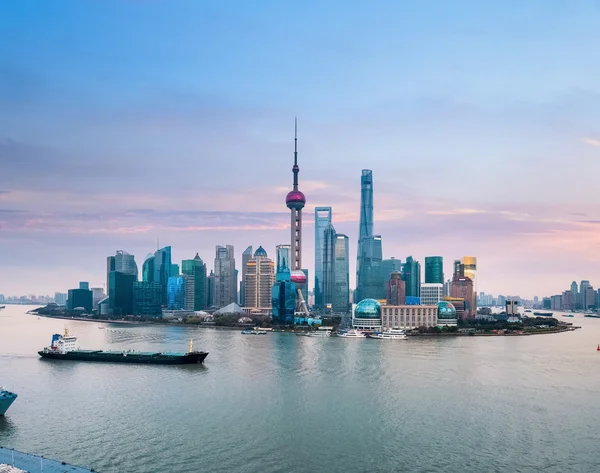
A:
1 305 599 472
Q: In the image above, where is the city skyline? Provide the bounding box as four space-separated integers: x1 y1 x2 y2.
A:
3 1 600 297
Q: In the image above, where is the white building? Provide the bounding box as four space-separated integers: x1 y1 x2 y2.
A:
381 305 438 330
420 283 443 305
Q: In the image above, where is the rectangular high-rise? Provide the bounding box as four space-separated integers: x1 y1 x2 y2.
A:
214 245 236 308
244 249 275 308
181 254 208 310
276 244 291 273
332 234 350 313
322 222 336 307
402 257 421 298
314 207 332 307
424 256 444 284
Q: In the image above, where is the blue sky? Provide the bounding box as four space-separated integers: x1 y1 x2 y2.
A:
1 0 600 297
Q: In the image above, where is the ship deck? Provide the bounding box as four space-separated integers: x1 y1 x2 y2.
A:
0 447 96 472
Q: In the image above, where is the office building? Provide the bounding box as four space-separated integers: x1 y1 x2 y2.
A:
424 256 444 284
381 257 402 294
461 256 477 305
244 246 275 308
167 276 186 310
143 246 172 305
115 251 138 278
356 170 384 302
54 292 67 306
322 222 336 307
450 275 475 317
550 295 562 310
181 254 207 310
386 271 406 305
79 282 89 290
381 304 438 330
402 256 421 298
276 244 291 273
207 270 215 307
240 246 253 308
214 245 236 308
332 234 350 313
420 283 443 305
91 287 104 309
108 271 135 316
106 256 116 295
182 274 195 311
170 264 180 277
314 206 332 307
133 281 163 317
67 287 92 312
562 290 575 311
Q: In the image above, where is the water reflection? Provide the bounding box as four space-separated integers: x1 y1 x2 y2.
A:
0 416 16 439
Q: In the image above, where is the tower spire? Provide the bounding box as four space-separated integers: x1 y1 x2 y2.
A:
293 117 299 190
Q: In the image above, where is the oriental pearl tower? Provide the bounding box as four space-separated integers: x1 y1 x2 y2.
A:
286 118 310 317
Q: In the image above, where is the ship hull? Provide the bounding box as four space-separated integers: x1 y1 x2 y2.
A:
0 395 17 416
38 350 208 365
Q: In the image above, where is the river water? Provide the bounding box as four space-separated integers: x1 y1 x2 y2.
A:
1 305 600 473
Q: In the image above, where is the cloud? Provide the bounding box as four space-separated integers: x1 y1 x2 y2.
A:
426 208 486 216
581 137 600 147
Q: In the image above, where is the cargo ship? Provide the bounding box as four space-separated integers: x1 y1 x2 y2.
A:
0 388 17 415
38 329 208 365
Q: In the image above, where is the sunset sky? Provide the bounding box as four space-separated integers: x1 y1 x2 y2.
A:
2 0 600 298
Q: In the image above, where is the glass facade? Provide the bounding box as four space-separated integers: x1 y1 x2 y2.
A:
114 250 138 279
276 245 291 273
214 245 236 308
170 264 180 277
381 258 402 289
181 254 208 310
314 206 332 307
142 254 154 282
167 276 186 310
424 256 444 284
332 234 350 313
437 301 457 319
322 222 336 306
356 235 384 301
67 288 92 311
152 246 172 305
108 271 135 316
354 298 381 318
402 256 421 298
240 246 253 307
133 281 163 317
358 170 373 240
271 279 296 325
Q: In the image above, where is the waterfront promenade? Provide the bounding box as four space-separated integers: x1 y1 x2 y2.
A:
0 448 96 473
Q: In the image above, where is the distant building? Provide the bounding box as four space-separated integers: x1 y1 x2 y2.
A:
562 290 575 311
91 288 104 309
275 244 291 274
420 283 443 305
381 304 438 330
240 246 253 308
170 264 180 277
352 298 382 332
322 222 337 307
272 269 295 326
54 292 67 306
167 276 186 310
314 206 332 308
443 297 467 319
79 282 89 290
181 253 207 310
207 270 215 307
451 273 475 317
182 274 195 311
402 256 421 298
506 299 519 315
67 288 92 312
437 301 457 326
244 246 275 309
214 245 236 308
108 271 135 316
332 234 350 313
461 256 477 295
424 256 444 284
542 297 551 309
381 258 402 293
144 246 172 305
133 281 162 317
108 251 139 297
386 271 406 305
550 295 562 310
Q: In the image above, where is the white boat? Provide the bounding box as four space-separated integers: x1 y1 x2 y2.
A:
306 331 331 337
369 328 407 340
337 329 366 338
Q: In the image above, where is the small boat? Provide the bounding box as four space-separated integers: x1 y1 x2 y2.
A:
337 329 366 338
369 328 407 340
562 314 575 318
304 331 331 338
98 326 104 329
585 314 600 318
241 329 267 335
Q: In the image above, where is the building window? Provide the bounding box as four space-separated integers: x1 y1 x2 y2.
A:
394 308 398 315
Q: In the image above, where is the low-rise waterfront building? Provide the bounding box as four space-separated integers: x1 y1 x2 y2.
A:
352 298 382 331
381 304 438 330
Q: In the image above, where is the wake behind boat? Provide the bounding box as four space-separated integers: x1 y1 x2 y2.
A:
38 329 208 365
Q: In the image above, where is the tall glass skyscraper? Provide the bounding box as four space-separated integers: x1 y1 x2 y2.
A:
167 276 186 310
115 250 138 279
381 258 402 289
182 253 207 310
322 222 336 306
108 271 135 316
240 246 253 307
153 246 172 305
314 206 332 307
402 256 421 298
356 170 383 302
214 245 236 308
332 234 350 313
424 256 444 284
276 244 291 273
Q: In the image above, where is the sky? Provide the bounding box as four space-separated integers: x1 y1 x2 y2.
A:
1 0 600 298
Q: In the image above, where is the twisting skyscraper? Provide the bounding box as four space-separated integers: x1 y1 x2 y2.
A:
356 170 383 302
285 118 309 316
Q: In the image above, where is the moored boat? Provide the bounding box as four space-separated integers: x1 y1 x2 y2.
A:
0 388 17 416
369 328 407 340
38 329 208 364
337 329 366 338
241 329 267 335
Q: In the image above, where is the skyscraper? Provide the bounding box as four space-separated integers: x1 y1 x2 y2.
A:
207 270 215 307
386 271 406 305
133 281 162 317
114 250 138 279
214 245 236 308
108 271 135 316
181 253 207 310
402 256 421 298
424 256 444 284
244 246 275 308
240 246 253 308
152 246 172 305
170 264 180 277
451 275 475 317
276 244 291 273
142 254 154 282
285 118 309 317
322 222 337 307
106 256 115 295
314 206 332 307
167 276 186 310
332 234 350 313
381 258 402 285
356 170 383 302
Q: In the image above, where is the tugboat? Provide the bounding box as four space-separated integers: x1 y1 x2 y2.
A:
38 329 208 364
0 388 17 415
